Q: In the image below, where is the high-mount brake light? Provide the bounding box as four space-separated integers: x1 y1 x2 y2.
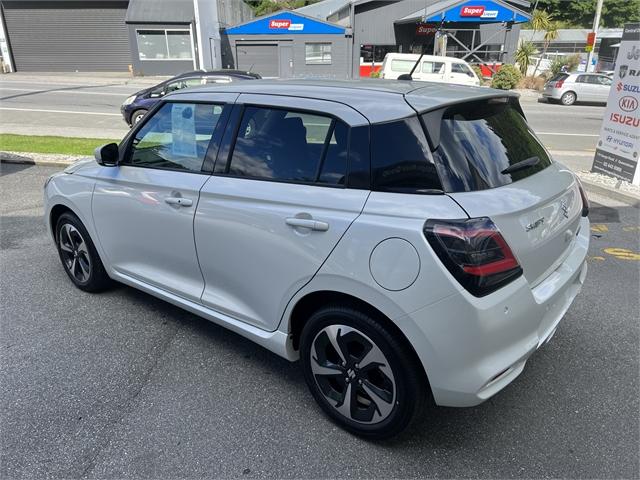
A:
424 217 523 297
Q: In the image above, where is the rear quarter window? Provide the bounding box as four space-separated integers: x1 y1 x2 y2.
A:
371 116 442 193
427 100 552 192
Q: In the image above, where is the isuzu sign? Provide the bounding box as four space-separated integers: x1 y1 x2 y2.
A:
269 19 291 29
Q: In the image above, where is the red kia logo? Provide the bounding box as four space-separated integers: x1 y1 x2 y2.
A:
269 19 291 29
619 96 638 112
461 6 485 16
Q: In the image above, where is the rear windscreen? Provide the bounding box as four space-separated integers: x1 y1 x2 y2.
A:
427 100 552 192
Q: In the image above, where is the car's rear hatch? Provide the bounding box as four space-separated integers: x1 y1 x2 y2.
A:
418 96 584 287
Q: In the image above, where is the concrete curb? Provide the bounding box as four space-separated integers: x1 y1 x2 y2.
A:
579 179 640 208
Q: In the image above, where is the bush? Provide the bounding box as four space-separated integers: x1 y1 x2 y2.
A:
471 64 485 83
518 75 546 91
491 64 522 90
369 69 381 78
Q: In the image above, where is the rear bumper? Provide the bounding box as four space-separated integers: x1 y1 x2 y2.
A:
410 216 590 407
542 89 562 100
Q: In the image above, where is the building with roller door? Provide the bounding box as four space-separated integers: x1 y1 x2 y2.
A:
0 0 252 74
221 11 351 79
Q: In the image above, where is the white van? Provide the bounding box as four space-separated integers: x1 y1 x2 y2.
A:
380 53 481 86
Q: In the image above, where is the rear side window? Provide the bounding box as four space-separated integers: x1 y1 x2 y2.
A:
227 106 347 185
428 100 551 192
390 59 416 73
371 116 442 193
422 61 444 74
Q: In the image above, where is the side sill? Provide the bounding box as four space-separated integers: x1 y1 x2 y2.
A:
110 271 298 362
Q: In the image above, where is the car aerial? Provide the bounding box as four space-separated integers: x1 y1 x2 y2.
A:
542 72 612 106
45 79 590 439
379 53 481 86
120 69 261 126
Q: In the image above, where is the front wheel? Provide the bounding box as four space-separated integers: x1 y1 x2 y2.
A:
130 109 148 126
55 212 111 292
561 91 576 106
300 305 427 439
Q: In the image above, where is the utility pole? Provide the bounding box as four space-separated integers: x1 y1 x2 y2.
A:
586 0 604 72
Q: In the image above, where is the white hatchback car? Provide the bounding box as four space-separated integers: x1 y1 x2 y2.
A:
44 80 590 438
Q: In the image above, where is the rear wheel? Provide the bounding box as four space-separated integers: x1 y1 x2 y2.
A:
300 305 426 439
560 91 576 106
55 212 111 292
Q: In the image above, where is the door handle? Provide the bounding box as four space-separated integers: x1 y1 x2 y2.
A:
285 217 329 231
165 197 193 207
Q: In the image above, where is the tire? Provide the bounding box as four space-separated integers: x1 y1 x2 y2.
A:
131 109 148 126
560 91 576 106
55 212 111 292
300 304 427 439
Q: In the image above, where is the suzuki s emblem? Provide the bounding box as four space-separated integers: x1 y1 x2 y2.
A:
561 199 569 219
525 217 545 232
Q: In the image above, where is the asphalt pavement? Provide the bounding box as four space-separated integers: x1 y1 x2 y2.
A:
0 162 638 479
1 76 603 156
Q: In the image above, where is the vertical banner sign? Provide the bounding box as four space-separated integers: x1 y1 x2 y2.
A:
591 23 640 185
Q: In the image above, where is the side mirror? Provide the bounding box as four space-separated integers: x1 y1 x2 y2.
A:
94 143 119 166
150 91 163 98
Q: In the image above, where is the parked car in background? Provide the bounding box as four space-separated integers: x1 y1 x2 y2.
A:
46 80 589 438
120 70 261 126
542 72 611 106
379 53 481 86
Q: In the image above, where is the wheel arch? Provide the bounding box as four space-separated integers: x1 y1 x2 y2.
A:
49 204 75 239
287 289 431 388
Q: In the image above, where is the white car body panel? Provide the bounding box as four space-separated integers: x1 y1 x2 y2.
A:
92 166 209 302
44 81 590 410
196 176 370 331
380 53 481 86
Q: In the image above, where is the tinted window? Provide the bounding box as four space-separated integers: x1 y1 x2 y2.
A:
576 75 588 83
227 106 347 185
451 63 474 76
371 116 442 193
549 73 569 82
126 102 223 172
428 100 551 192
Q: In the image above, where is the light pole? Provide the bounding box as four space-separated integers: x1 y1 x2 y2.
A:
586 0 604 72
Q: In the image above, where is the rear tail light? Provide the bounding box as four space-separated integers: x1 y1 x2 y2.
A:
576 178 589 217
554 79 565 88
424 217 523 297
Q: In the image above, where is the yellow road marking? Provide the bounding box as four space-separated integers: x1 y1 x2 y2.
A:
587 256 606 262
591 224 609 233
603 248 640 261
622 226 640 232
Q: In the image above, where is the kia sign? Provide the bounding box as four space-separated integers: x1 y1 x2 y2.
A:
592 23 640 185
619 96 638 112
269 19 291 29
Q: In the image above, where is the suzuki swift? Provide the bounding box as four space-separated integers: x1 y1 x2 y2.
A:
44 80 590 439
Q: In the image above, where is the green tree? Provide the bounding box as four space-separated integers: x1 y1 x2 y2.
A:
532 0 640 28
515 41 538 76
532 20 560 77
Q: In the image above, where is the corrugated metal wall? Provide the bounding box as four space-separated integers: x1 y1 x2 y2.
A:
3 2 131 72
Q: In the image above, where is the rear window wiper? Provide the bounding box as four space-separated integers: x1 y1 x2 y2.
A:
501 156 539 175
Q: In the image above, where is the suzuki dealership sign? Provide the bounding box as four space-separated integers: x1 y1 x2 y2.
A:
592 23 640 184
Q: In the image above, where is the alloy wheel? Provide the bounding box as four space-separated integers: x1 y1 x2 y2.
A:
310 324 396 424
562 92 575 105
59 223 91 283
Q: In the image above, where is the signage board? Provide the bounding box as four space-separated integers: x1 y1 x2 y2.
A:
416 24 437 36
592 23 640 184
424 0 529 23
